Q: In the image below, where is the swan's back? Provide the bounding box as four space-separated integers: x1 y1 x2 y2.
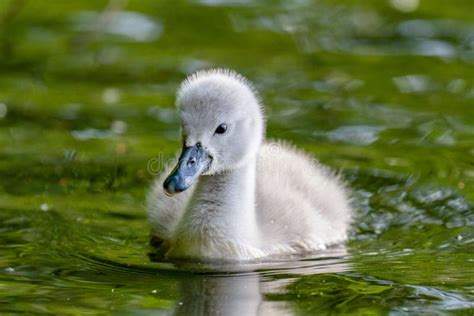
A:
256 142 352 249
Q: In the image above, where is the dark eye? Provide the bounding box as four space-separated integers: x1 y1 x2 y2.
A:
214 123 227 135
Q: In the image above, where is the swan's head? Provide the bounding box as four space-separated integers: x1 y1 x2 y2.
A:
163 69 264 196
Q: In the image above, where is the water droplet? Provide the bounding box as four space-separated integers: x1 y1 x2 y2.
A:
40 203 49 212
151 289 157 294
5 267 15 272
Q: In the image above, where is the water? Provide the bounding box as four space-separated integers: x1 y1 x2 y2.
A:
1 0 473 314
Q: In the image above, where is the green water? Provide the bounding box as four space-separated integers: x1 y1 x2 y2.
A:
1 0 473 314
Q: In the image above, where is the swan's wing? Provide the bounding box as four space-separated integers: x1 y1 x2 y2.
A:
256 141 352 245
146 164 195 241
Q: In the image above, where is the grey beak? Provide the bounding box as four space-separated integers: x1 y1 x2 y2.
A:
163 142 211 196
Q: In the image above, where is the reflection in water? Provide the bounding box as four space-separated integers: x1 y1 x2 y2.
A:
167 247 350 316
175 275 263 316
1 0 473 314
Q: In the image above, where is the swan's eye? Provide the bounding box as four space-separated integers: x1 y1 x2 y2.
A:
214 123 227 135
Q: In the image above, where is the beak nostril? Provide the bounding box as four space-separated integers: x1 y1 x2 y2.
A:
188 157 196 167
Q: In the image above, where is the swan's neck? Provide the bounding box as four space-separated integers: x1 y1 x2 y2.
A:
171 156 260 256
198 161 257 235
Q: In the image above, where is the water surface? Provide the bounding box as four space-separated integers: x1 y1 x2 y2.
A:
0 0 473 314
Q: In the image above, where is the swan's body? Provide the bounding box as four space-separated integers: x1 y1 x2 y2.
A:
147 69 352 261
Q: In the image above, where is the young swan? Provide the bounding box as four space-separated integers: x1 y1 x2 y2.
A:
147 69 352 261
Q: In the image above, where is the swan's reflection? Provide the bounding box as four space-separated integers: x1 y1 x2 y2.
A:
169 247 350 316
175 275 262 316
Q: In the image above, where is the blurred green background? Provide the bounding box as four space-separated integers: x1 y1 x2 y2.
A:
0 0 473 314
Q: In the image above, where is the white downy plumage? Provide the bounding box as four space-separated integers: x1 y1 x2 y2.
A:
147 69 352 261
